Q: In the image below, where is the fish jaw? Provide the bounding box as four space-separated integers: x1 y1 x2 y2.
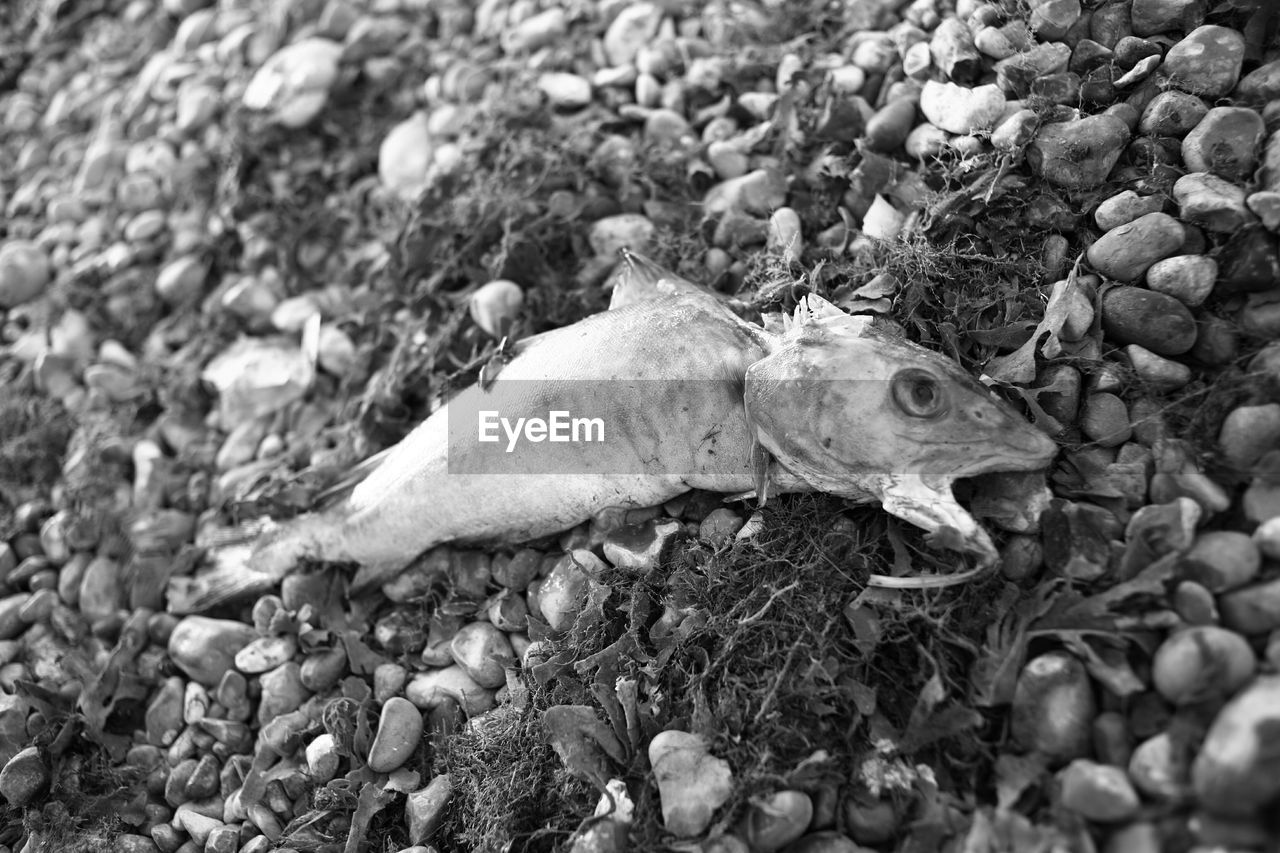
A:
872 473 999 566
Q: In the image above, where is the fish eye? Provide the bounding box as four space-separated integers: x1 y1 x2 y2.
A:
891 369 947 418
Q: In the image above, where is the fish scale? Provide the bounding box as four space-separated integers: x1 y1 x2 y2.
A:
167 254 1057 613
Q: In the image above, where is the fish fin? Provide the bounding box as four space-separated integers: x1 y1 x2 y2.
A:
761 311 787 336
608 249 716 309
167 514 327 614
314 448 393 509
784 294 874 341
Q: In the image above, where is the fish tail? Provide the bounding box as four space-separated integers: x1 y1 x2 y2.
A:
166 513 331 614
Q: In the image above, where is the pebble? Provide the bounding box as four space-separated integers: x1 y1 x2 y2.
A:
1028 0 1081 39
468 280 523 338
234 635 298 674
1138 90 1209 137
405 666 496 715
1132 0 1205 35
538 551 599 632
1248 190 1280 231
368 697 423 773
406 774 453 845
864 99 917 152
449 622 512 688
1179 531 1262 592
0 596 29 642
1241 291 1280 338
145 676 185 747
767 208 803 265
154 255 208 305
1126 345 1191 392
1094 191 1164 231
918 81 1006 134
1218 578 1280 635
0 747 47 806
1100 286 1197 356
1011 651 1096 762
378 112 434 201
538 73 592 110
241 37 343 127
649 730 734 837
1172 172 1253 235
1220 227 1280 292
1128 731 1192 802
1087 212 1183 281
1145 255 1216 306
1218 404 1280 470
1192 675 1280 816
1257 517 1280 559
1028 115 1129 189
1181 107 1265 182
703 168 787 216
501 7 567 54
257 662 309 726
170 617 254 691
602 519 681 573
306 732 341 782
1057 760 1140 822
738 790 813 852
1160 25 1244 99
0 240 52 309
1152 626 1256 705
1236 58 1280 105
589 214 656 258
603 3 663 67
1080 393 1131 447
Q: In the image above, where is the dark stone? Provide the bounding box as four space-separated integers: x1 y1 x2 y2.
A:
1070 38 1114 73
1114 36 1162 69
1219 228 1280 294
1100 286 1198 356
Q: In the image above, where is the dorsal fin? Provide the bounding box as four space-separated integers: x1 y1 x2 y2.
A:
606 250 692 309
779 294 874 340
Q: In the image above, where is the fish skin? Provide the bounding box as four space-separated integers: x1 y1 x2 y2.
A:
167 257 1056 613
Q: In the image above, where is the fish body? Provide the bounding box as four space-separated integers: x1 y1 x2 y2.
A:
167 255 1056 613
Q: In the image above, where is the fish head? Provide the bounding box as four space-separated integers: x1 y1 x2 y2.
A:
745 295 1057 563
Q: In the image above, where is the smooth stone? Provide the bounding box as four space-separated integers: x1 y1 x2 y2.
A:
256 662 310 725
1152 626 1255 705
1247 191 1280 231
767 208 803 265
1131 0 1205 35
1219 404 1280 470
918 81 1006 134
468 279 523 339
1058 759 1140 822
1175 172 1253 233
995 42 1071 94
1080 393 1131 447
1160 25 1244 99
0 747 47 806
1219 578 1280 635
378 112 433 201
738 790 813 851
241 38 342 127
234 635 298 674
0 595 29 641
864 99 917 152
1029 0 1081 39
1088 212 1183 281
406 774 453 844
1182 107 1266 181
538 550 604 632
588 214 655 258
306 733 341 782
1128 731 1192 802
1138 90 1208 137
145 676 185 747
0 240 52 308
448 622 512 688
368 697 423 773
1192 675 1280 815
1100 286 1197 356
1256 516 1280 559
1125 345 1191 392
649 730 733 837
1241 290 1280 337
1235 58 1280 106
168 617 257 687
1094 191 1164 230
1179 531 1262 592
1012 651 1096 762
1028 114 1130 189
501 7 567 54
1145 254 1217 306
538 72 592 109
405 666 496 716
1219 227 1280 292
703 168 788 216
602 519 681 574
603 3 662 67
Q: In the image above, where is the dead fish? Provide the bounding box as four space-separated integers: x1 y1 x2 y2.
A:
168 254 1056 613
